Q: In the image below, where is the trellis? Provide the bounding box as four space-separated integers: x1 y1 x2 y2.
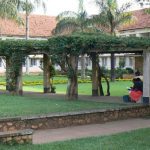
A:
0 33 150 101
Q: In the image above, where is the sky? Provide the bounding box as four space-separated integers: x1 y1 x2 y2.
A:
33 0 140 16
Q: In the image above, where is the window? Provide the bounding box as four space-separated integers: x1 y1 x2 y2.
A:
30 58 37 67
141 33 150 37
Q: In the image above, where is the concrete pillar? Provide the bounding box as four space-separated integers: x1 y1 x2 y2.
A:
43 54 51 93
110 53 115 81
81 54 86 79
107 57 111 69
143 50 150 104
115 57 119 68
125 57 129 68
91 53 98 96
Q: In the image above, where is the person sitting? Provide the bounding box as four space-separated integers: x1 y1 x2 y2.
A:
129 78 143 103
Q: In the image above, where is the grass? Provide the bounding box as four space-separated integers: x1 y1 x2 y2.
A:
0 75 67 82
0 75 132 96
22 81 131 96
0 81 131 96
0 95 128 118
0 128 150 150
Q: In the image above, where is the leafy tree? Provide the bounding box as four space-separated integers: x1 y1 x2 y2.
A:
0 0 22 22
53 0 89 35
93 0 132 35
86 0 132 95
93 0 132 83
53 0 91 79
18 0 46 74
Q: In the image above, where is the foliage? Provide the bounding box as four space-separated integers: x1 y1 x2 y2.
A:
0 34 149 58
115 68 127 79
0 0 22 23
49 65 56 78
93 0 132 34
49 33 150 55
18 0 46 15
125 67 134 74
53 0 90 35
0 34 149 92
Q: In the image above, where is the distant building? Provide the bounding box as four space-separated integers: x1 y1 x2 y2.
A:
0 14 56 75
137 0 150 8
0 9 149 75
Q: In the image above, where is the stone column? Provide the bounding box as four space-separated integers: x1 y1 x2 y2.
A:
91 53 98 96
43 54 50 93
143 50 150 104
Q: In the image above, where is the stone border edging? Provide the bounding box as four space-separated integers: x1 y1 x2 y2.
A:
0 105 149 132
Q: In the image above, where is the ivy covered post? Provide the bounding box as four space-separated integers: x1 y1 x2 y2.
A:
66 54 79 100
43 54 51 93
91 53 98 96
6 53 23 95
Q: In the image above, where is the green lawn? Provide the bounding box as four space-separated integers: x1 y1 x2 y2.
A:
0 95 128 118
0 81 131 96
0 75 132 96
22 81 131 96
0 75 67 82
0 128 150 150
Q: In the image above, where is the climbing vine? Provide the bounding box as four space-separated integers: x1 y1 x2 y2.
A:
0 33 149 95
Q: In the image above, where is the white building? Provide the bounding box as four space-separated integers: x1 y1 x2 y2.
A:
0 8 149 75
0 14 56 75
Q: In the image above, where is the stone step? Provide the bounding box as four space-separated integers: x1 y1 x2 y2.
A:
0 129 33 144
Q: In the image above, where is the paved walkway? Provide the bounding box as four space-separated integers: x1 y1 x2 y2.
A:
33 118 150 144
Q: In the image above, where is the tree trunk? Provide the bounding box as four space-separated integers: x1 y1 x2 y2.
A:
16 64 23 95
91 53 98 96
43 54 51 93
97 62 104 96
102 75 110 96
66 55 78 100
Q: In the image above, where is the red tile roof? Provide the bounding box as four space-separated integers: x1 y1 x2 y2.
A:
119 9 150 31
0 9 149 38
0 14 57 38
